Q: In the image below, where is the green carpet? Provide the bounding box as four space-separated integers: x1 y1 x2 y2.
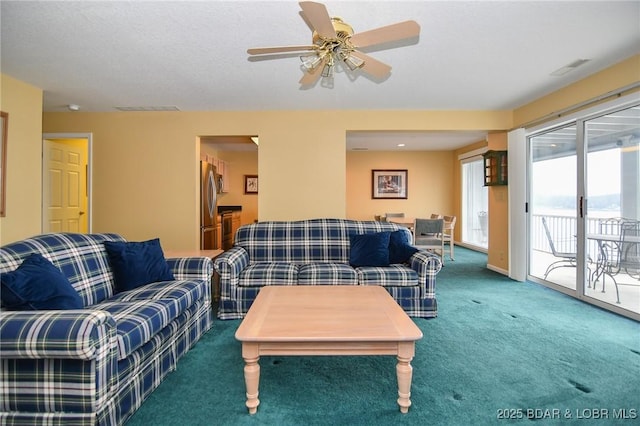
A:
127 248 639 425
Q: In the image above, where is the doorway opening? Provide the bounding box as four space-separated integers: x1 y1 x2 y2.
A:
42 133 92 234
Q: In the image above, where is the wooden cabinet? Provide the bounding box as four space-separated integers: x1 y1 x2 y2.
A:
207 157 230 193
215 218 222 249
220 210 242 250
483 150 508 186
218 159 230 193
232 211 241 242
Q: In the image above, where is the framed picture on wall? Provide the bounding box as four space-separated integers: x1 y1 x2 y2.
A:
0 111 7 217
372 169 408 199
244 175 258 194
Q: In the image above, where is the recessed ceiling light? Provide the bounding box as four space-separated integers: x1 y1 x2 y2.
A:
397 143 405 147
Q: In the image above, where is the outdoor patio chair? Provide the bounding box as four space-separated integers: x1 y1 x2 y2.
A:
541 216 578 279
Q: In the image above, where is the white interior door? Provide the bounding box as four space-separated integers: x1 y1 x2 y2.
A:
43 138 88 233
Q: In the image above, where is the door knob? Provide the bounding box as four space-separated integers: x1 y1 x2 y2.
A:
79 211 85 216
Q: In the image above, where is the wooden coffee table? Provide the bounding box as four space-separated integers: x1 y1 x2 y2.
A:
235 286 423 414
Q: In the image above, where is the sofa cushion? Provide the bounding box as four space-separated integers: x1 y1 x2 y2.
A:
356 264 419 287
0 253 83 310
108 279 207 315
238 263 298 287
298 263 358 285
234 218 410 264
349 232 391 267
389 230 419 264
0 233 125 307
104 238 175 292
94 299 182 360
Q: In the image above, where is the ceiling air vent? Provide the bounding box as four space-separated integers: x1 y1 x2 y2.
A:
114 106 180 111
550 59 590 77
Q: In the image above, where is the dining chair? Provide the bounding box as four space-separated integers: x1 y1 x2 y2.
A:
413 218 445 263
430 213 442 219
443 215 457 261
385 213 405 219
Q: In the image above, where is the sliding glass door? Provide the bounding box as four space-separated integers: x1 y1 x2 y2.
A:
583 106 640 314
529 125 578 291
528 101 640 318
461 158 488 249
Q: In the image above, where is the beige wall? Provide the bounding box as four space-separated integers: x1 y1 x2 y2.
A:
2 53 635 265
41 110 511 250
513 55 640 127
346 151 455 220
486 132 509 272
0 74 43 244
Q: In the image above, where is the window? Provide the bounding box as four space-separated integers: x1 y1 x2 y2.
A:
461 157 488 249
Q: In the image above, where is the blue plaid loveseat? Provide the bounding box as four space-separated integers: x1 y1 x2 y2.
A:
214 218 442 319
0 233 213 426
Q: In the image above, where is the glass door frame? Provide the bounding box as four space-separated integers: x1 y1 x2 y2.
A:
525 93 640 321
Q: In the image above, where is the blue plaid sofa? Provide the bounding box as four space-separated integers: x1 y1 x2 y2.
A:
214 218 442 320
0 233 213 425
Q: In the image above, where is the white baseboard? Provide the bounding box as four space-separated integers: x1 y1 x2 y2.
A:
487 263 509 276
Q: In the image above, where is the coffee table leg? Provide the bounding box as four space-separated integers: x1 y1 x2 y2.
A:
242 343 260 414
396 342 415 413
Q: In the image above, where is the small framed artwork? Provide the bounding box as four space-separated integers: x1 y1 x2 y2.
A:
372 169 408 199
0 111 7 217
244 175 258 194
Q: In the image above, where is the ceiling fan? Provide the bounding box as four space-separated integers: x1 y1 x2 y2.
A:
247 1 420 86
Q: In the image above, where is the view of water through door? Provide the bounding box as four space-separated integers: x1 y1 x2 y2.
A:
528 103 639 318
530 125 578 291
583 106 640 314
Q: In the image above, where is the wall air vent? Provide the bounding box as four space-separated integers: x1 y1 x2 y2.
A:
114 106 180 111
351 147 369 151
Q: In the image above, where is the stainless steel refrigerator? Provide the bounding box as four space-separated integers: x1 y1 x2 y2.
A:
200 161 219 249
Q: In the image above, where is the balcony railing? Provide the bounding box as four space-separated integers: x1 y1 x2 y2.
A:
531 214 607 258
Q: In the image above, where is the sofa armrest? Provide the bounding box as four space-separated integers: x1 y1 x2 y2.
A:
409 250 443 298
213 247 249 277
167 257 214 281
213 247 249 297
0 310 118 414
0 309 117 360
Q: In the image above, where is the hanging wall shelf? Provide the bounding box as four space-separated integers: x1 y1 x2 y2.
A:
483 150 508 186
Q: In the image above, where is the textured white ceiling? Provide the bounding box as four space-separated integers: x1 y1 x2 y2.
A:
2 1 639 149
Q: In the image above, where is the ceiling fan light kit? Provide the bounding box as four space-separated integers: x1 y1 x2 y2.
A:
247 1 420 86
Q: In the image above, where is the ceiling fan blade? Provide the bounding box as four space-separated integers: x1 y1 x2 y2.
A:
350 20 420 48
299 1 337 40
350 51 392 79
247 45 317 55
299 57 326 86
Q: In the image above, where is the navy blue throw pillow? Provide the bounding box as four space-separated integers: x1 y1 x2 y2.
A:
349 232 391 267
389 230 419 264
103 238 175 292
0 253 83 310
